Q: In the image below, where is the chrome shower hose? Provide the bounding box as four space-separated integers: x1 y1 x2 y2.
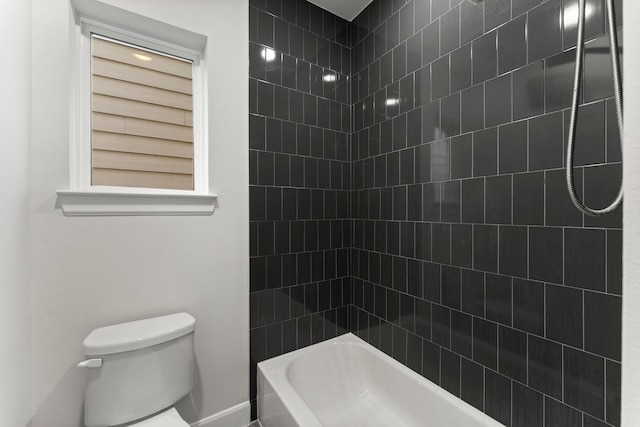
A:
566 0 624 216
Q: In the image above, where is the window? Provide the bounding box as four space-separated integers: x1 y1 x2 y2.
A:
90 35 195 190
58 0 215 215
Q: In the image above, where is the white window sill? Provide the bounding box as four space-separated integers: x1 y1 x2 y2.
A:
56 191 217 216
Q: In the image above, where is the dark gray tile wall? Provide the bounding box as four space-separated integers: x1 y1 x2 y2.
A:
249 0 623 424
349 0 622 426
249 0 352 418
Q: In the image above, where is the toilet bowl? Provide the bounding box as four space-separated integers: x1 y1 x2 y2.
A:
78 313 196 427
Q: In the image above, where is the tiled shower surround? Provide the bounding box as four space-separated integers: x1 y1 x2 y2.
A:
248 0 353 418
249 0 623 425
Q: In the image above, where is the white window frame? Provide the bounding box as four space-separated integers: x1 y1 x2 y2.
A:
57 0 216 216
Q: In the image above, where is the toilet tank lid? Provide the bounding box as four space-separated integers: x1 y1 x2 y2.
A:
83 313 195 356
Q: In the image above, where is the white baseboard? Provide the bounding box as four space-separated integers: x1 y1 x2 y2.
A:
190 401 251 427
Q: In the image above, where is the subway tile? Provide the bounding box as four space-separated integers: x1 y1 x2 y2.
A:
513 278 544 335
473 317 498 370
451 44 472 93
583 163 622 229
442 265 462 310
399 1 414 41
545 49 575 112
529 111 564 171
528 335 563 399
499 226 528 278
485 370 512 426
512 382 543 427
545 397 582 427
432 56 451 100
441 180 461 223
565 99 606 167
423 182 441 222
407 32 422 74
529 227 563 284
406 332 422 373
408 184 423 221
513 0 542 16
607 360 621 426
584 291 621 361
528 0 563 62
485 0 512 31
498 15 527 75
258 151 274 186
399 292 414 331
473 31 498 84
485 74 512 127
440 6 460 54
460 0 484 45
451 310 473 358
462 269 485 317
441 93 461 137
414 0 430 31
274 19 289 55
407 258 423 297
393 186 407 220
499 121 528 174
485 175 512 224
546 284 583 348
473 128 498 177
290 26 304 58
257 10 274 47
400 148 414 184
415 222 431 261
432 304 451 348
441 348 462 396
423 101 442 143
486 273 512 326
564 228 606 291
423 339 441 384
462 178 485 223
513 61 544 120
431 0 448 19
407 108 422 147
431 139 450 182
564 347 605 419
461 358 484 411
257 81 274 116
563 0 605 50
607 97 623 163
415 66 431 107
474 225 498 273
545 168 583 227
393 43 407 82
422 21 440 65
461 85 485 133
498 326 528 383
608 229 622 295
513 172 544 225
451 134 473 179
423 262 442 304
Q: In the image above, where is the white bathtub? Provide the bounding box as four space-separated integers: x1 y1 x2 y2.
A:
257 333 504 427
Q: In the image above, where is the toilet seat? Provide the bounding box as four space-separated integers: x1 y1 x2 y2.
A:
129 407 189 427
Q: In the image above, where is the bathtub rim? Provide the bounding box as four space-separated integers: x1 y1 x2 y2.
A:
257 332 505 427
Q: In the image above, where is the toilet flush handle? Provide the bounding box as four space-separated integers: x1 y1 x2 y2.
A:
77 358 102 368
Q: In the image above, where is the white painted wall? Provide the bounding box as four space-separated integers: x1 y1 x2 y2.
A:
29 0 249 426
0 1 32 426
623 1 640 426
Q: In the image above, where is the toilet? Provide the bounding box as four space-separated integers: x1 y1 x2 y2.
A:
78 312 196 427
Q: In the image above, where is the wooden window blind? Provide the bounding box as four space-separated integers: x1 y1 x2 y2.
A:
91 35 195 190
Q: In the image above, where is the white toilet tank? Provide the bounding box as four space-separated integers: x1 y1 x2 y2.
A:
81 313 195 427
